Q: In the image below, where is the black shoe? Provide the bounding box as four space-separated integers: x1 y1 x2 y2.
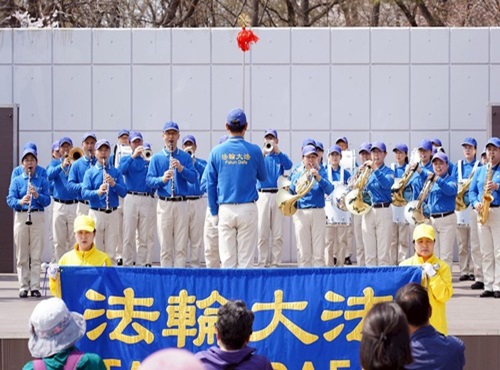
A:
480 290 494 298
19 290 28 298
471 281 484 290
469 274 475 281
333 257 337 266
31 290 41 298
459 274 470 281
145 264 152 268
117 258 123 266
495 291 500 299
345 257 352 265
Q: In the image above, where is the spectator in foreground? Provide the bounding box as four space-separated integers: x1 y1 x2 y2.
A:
360 301 413 370
396 283 465 370
23 297 106 369
196 300 273 369
139 348 204 370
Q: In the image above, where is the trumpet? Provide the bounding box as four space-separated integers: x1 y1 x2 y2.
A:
102 159 112 214
184 146 195 159
25 168 33 225
263 141 274 153
142 148 153 161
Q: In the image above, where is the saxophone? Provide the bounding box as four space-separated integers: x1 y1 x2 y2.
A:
455 166 477 211
478 159 494 225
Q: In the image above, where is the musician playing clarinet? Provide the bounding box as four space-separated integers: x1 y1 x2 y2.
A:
82 139 127 265
7 146 50 298
146 121 197 268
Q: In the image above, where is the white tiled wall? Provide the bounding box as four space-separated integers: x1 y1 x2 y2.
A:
1 27 498 263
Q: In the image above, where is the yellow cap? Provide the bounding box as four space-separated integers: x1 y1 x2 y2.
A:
413 223 435 241
74 215 95 233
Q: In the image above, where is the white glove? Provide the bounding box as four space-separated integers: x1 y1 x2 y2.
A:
422 262 437 278
211 215 219 228
47 263 59 279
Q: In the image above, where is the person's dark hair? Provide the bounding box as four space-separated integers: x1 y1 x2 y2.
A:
360 302 412 370
226 123 247 134
216 300 254 350
395 283 430 327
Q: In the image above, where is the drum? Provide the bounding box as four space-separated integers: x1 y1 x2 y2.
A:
456 206 471 228
391 204 408 225
325 196 352 225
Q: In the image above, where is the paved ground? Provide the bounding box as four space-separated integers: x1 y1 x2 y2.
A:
1 266 499 339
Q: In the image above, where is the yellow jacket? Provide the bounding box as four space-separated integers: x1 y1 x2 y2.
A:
400 254 453 335
50 243 112 297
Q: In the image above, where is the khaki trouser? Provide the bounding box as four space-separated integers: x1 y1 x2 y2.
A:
431 213 457 269
362 207 393 266
14 212 44 291
157 199 189 267
187 198 206 267
256 192 284 267
52 201 77 261
352 214 365 266
122 194 155 266
390 222 409 264
77 201 89 216
477 208 500 291
325 224 349 266
46 200 55 262
470 211 483 282
218 203 258 268
203 208 220 268
146 198 157 265
89 209 120 265
115 198 124 261
293 208 326 267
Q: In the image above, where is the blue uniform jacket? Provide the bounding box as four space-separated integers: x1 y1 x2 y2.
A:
68 156 97 201
426 174 458 214
7 167 51 211
206 136 267 215
184 157 207 196
119 155 153 194
290 164 333 209
47 158 77 201
11 165 46 181
82 163 127 209
366 163 395 204
145 147 197 198
451 159 480 181
470 163 500 207
258 152 293 189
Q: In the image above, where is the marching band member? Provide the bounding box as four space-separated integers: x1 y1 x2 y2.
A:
362 141 395 266
7 146 51 298
256 129 292 267
470 137 500 298
324 145 351 266
47 137 79 261
315 141 325 170
46 140 61 262
202 135 228 268
351 142 371 267
111 129 130 265
481 148 488 165
119 131 155 267
143 142 156 267
452 137 483 289
400 223 453 335
146 121 197 267
336 136 355 265
289 138 316 176
82 139 127 264
206 109 267 268
424 152 458 269
290 144 333 267
68 132 97 215
390 143 410 264
181 134 207 267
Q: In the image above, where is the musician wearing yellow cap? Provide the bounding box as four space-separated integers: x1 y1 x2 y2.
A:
48 215 112 298
400 224 453 335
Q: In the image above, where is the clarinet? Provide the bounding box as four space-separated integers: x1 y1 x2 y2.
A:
169 141 175 198
103 159 112 214
25 168 33 225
